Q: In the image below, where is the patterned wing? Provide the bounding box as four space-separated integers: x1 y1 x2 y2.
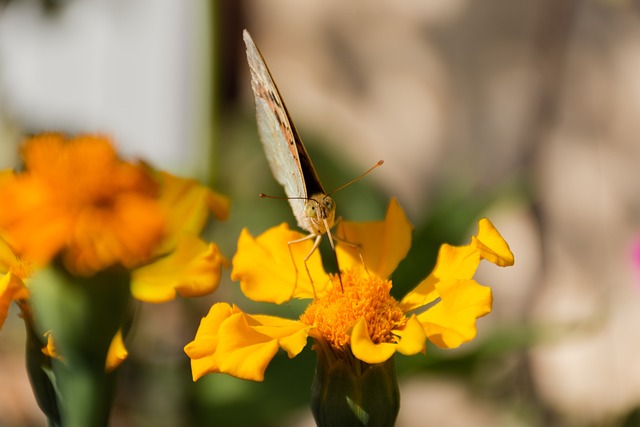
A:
243 30 324 231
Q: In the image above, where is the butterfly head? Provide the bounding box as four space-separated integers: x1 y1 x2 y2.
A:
304 193 336 235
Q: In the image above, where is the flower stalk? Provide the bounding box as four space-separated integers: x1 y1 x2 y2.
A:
0 134 229 426
29 261 131 427
311 339 400 427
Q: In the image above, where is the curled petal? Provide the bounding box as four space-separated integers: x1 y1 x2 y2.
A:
213 313 281 381
394 315 426 356
214 313 310 381
185 303 239 380
105 330 128 372
231 225 328 303
401 219 514 313
0 272 28 330
417 279 492 349
400 244 479 312
41 331 63 361
131 235 226 303
350 318 397 364
473 218 515 267
336 198 412 279
156 171 230 254
185 303 310 382
250 314 311 358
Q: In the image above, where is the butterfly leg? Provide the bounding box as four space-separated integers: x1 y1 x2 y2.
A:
303 234 323 298
334 218 368 275
323 219 344 292
287 233 320 299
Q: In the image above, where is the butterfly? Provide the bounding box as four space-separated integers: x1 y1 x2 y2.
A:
243 30 381 291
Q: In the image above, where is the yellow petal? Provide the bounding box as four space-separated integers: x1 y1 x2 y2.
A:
394 315 426 356
336 198 413 278
0 238 17 273
105 329 128 372
131 235 226 303
350 318 397 364
214 313 309 381
212 313 283 381
417 279 492 349
473 218 515 267
156 171 230 254
250 314 311 358
185 304 309 382
400 243 479 312
185 303 238 380
231 224 328 303
41 331 62 360
0 272 28 330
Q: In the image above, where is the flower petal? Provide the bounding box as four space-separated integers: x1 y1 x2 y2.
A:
250 314 311 358
156 171 230 254
473 218 515 267
131 235 226 303
212 312 281 381
417 279 492 349
0 174 72 267
0 237 17 273
185 303 310 382
350 318 397 364
41 331 62 361
394 315 426 356
400 243 479 312
336 198 413 278
105 330 128 372
401 219 513 313
185 303 239 380
0 272 28 330
231 224 329 303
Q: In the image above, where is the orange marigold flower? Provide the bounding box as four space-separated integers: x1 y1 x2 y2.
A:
0 134 165 276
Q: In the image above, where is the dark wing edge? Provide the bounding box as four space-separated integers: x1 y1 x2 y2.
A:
242 30 325 197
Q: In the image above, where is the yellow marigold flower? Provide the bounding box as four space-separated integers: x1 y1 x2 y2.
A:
185 198 514 381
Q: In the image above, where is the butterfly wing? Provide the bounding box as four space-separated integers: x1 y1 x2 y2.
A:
243 30 325 231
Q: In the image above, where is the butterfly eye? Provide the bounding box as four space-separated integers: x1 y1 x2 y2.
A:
305 202 317 218
323 197 335 210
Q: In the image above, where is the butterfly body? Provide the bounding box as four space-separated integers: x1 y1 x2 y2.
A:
244 30 336 237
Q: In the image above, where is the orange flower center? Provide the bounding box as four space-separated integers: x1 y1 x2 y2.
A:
300 268 407 351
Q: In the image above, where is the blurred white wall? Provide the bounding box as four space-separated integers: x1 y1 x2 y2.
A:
0 0 211 177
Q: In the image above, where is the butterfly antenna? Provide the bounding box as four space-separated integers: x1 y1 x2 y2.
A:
260 193 308 200
327 160 384 196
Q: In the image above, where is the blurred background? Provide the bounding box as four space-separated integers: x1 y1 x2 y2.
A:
1 0 640 426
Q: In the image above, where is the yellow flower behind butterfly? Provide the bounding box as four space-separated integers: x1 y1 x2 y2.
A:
185 198 514 381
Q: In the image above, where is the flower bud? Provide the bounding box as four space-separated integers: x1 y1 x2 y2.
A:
311 342 400 427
